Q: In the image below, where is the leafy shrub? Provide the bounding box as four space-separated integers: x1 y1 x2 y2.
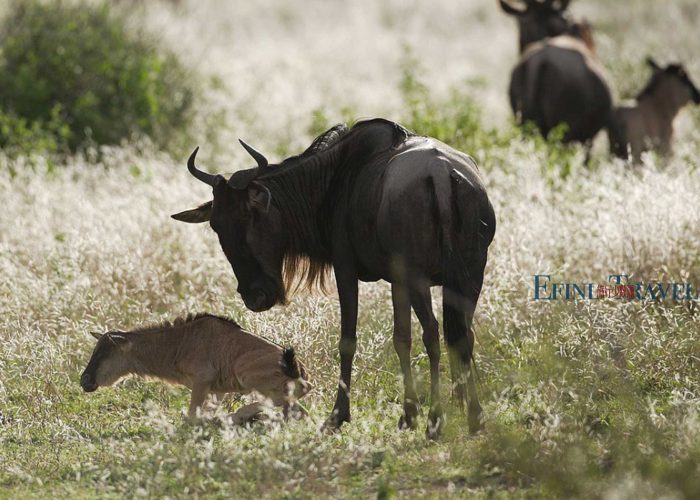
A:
0 106 70 158
0 0 196 155
397 49 520 166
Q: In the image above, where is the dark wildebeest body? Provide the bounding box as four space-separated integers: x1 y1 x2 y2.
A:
509 38 611 142
608 59 700 162
500 0 612 146
172 119 496 438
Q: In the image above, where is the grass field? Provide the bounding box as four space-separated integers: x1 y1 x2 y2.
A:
1 0 700 497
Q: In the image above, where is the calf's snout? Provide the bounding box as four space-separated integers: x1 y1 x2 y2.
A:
80 372 98 392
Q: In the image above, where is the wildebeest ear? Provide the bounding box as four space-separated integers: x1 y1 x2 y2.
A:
247 183 272 213
90 331 103 340
646 57 661 71
171 200 213 223
108 333 132 351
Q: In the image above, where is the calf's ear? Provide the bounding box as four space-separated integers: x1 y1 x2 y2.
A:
90 331 103 340
646 57 661 71
171 200 213 223
108 333 132 352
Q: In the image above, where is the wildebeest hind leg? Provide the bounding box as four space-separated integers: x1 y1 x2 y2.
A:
443 255 485 434
188 381 210 418
392 284 419 430
464 264 485 433
410 286 443 439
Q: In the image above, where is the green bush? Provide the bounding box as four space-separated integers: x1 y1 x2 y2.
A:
0 0 196 155
0 105 70 158
397 49 513 163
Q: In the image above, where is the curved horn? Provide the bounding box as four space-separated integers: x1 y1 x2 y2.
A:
239 139 269 169
499 0 528 15
186 147 218 186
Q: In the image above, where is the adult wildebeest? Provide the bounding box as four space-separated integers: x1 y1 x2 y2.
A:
608 58 700 162
500 0 612 148
80 313 312 420
172 119 496 438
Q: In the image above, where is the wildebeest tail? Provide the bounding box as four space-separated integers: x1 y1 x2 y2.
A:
441 169 491 409
281 347 302 379
442 253 473 410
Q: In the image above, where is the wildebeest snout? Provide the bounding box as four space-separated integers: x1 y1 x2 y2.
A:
242 284 276 312
80 372 97 392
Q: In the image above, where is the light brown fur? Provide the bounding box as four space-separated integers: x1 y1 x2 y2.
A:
81 314 312 419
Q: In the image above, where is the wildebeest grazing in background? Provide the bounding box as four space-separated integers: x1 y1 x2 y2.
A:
172 118 496 438
80 313 312 420
500 0 612 149
608 58 700 162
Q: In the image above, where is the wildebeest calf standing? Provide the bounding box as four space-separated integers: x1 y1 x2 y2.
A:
172 118 496 438
80 313 312 419
608 58 700 162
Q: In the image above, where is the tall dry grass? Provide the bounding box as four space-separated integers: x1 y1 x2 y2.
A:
1 0 699 497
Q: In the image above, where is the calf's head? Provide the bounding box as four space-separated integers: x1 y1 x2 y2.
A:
80 332 133 392
499 0 575 52
172 144 286 312
645 58 700 107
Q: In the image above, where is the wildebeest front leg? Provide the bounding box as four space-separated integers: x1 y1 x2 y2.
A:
324 264 358 430
392 284 419 430
410 286 444 439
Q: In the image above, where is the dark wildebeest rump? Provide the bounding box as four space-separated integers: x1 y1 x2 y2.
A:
172 119 496 438
500 0 612 146
608 58 700 162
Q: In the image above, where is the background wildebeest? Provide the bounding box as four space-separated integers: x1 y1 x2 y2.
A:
608 58 700 162
80 313 312 420
172 118 496 438
500 0 612 150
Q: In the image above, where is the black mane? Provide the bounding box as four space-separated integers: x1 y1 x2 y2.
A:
275 119 411 171
253 118 413 296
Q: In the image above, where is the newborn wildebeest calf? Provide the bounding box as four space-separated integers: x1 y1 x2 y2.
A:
80 313 312 421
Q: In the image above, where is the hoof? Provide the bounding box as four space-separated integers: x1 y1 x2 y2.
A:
398 402 419 430
468 405 484 434
426 406 445 440
322 411 349 433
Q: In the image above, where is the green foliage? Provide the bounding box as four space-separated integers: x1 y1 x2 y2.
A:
399 51 483 152
307 105 358 138
0 105 70 158
0 0 196 156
